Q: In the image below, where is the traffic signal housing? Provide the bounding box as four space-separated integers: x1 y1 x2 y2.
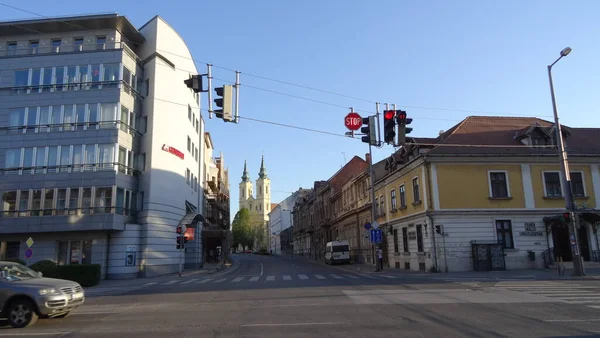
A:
176 226 187 249
383 110 396 144
361 116 377 146
214 85 233 122
562 212 572 223
396 110 413 146
183 75 202 93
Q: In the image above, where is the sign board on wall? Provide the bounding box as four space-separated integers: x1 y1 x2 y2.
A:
162 144 184 160
519 222 543 236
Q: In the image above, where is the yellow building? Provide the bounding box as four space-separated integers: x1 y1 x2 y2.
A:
374 116 600 272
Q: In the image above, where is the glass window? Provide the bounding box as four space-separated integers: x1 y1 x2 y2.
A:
120 106 129 131
2 191 17 216
103 63 120 84
88 103 99 129
4 148 20 169
78 65 89 89
390 189 397 210
63 104 75 130
7 41 17 55
96 36 106 50
66 66 77 90
125 191 131 216
35 147 46 174
55 67 65 91
100 103 117 128
85 144 97 168
13 69 29 93
412 177 420 202
57 241 68 265
70 241 81 264
570 172 585 197
18 190 29 217
402 227 409 253
490 172 508 198
43 189 55 216
123 67 131 93
9 108 25 128
116 188 124 215
69 188 79 214
42 68 53 93
50 105 61 132
59 145 71 169
496 220 514 249
31 190 42 216
47 146 58 172
188 105 192 121
29 40 39 52
26 107 37 132
72 145 83 172
82 240 93 264
98 144 115 170
399 185 406 207
75 104 85 130
91 64 100 88
544 172 562 197
118 147 127 173
56 189 67 215
95 187 112 213
81 188 92 214
23 148 34 172
416 224 424 252
52 39 61 52
187 136 191 151
31 68 41 91
38 106 50 132
73 38 83 51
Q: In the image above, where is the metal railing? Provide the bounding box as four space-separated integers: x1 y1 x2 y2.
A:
0 119 143 136
3 79 142 99
1 205 137 218
2 162 141 177
0 42 140 63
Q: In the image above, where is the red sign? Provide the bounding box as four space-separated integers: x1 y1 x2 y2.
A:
162 144 184 160
184 227 195 241
344 112 362 131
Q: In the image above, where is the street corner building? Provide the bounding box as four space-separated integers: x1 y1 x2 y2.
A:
372 116 600 273
0 13 230 279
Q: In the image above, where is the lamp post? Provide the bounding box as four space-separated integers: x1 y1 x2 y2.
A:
547 47 584 276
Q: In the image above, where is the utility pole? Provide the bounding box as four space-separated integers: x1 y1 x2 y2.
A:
547 47 584 276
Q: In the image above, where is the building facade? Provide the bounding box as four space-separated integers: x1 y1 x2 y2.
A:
374 116 600 272
0 14 210 279
268 188 310 255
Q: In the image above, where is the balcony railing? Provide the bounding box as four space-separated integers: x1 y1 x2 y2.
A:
0 42 140 62
0 119 142 137
1 206 137 218
2 162 141 177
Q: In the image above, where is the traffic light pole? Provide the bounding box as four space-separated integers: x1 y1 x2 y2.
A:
368 139 378 271
548 63 584 276
178 236 184 277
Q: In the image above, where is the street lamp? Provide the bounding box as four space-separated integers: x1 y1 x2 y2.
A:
547 46 584 276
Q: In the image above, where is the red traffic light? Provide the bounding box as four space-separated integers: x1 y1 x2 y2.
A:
176 226 182 234
397 111 406 121
384 110 395 120
563 212 571 221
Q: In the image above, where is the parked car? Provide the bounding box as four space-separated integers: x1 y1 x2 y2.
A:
0 261 85 328
324 240 351 264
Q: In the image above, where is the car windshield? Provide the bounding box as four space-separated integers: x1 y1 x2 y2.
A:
0 262 41 281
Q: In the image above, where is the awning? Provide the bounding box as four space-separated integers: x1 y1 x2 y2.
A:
178 212 206 229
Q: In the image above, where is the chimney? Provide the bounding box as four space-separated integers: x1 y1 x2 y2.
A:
365 153 371 164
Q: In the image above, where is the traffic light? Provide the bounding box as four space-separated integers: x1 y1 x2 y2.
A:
360 116 377 145
383 110 396 144
183 75 202 93
396 110 413 146
214 85 233 122
176 226 187 249
562 212 572 223
176 226 183 234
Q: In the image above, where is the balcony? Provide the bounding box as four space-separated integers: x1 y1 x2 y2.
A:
0 41 140 62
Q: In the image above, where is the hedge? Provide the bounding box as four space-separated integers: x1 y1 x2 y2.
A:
28 260 101 287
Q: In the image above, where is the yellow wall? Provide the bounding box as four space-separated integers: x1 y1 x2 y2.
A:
375 165 425 223
530 164 596 208
437 165 525 209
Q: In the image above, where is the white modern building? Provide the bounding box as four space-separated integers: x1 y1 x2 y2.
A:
268 189 310 255
0 13 214 279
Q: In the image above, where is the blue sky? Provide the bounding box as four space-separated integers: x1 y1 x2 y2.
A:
1 0 598 219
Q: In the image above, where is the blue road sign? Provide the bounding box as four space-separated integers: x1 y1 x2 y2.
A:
364 222 372 230
25 248 33 259
370 229 383 243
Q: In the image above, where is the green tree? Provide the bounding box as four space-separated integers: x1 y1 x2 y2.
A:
231 208 252 251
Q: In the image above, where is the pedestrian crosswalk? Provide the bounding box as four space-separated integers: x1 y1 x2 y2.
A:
142 273 400 287
494 281 600 311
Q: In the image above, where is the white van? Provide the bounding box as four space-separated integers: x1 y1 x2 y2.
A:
325 240 351 264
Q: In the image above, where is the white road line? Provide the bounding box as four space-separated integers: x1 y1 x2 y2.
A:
143 282 157 286
0 333 71 336
240 322 344 327
232 277 244 282
214 278 227 283
330 274 343 279
249 276 260 282
257 260 264 276
343 274 359 279
380 275 395 279
181 278 199 284
315 274 326 279
197 279 213 284
298 274 309 280
283 275 292 281
589 305 600 309
163 280 179 285
543 318 600 322
266 276 275 281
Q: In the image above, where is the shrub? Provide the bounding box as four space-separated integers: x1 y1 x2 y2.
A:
55 264 101 287
29 260 59 278
2 258 26 266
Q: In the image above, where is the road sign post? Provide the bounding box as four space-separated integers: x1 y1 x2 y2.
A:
344 112 362 131
24 237 34 266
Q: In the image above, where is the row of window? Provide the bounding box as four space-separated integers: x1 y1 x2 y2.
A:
1 186 140 218
187 136 199 162
185 168 199 192
3 144 144 176
4 36 107 56
392 224 425 253
0 240 94 266
5 103 146 135
377 177 420 217
188 105 199 134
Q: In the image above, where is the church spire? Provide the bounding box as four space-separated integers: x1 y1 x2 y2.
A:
258 155 268 179
241 159 250 182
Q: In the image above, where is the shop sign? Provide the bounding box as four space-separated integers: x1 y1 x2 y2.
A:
162 144 184 160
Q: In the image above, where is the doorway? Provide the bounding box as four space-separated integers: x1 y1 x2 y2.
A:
552 223 571 262
578 225 590 261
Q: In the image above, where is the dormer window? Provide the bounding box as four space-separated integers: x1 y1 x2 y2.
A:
531 136 546 146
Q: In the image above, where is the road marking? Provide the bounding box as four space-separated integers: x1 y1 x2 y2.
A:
266 276 275 281
232 277 244 282
181 278 199 284
589 305 600 309
257 259 264 276
330 274 343 279
197 279 213 284
0 333 71 336
298 274 309 280
343 274 359 279
252 303 327 308
249 276 260 282
380 275 396 279
163 280 179 285
71 311 115 315
143 282 157 286
283 275 292 280
214 278 227 283
315 274 326 279
240 322 344 327
543 318 600 322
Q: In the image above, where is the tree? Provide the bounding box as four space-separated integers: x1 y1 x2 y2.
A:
231 208 252 251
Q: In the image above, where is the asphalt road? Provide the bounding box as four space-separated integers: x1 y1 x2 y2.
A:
2 254 600 337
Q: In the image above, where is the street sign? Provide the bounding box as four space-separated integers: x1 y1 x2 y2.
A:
344 112 362 131
26 237 34 248
24 248 33 259
371 221 380 230
370 229 383 243
364 222 372 230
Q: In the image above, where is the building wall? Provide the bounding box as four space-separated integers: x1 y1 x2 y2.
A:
375 164 426 226
530 164 597 209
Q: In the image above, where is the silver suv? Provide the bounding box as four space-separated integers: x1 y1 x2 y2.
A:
0 261 85 328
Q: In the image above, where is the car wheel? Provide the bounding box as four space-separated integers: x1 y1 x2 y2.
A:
54 311 71 319
8 299 39 328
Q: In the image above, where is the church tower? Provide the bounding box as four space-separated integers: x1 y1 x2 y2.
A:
239 160 253 209
255 155 271 223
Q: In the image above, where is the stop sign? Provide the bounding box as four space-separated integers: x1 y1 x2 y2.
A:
344 112 362 131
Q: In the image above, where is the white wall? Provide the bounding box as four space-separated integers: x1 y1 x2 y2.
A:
107 224 141 279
